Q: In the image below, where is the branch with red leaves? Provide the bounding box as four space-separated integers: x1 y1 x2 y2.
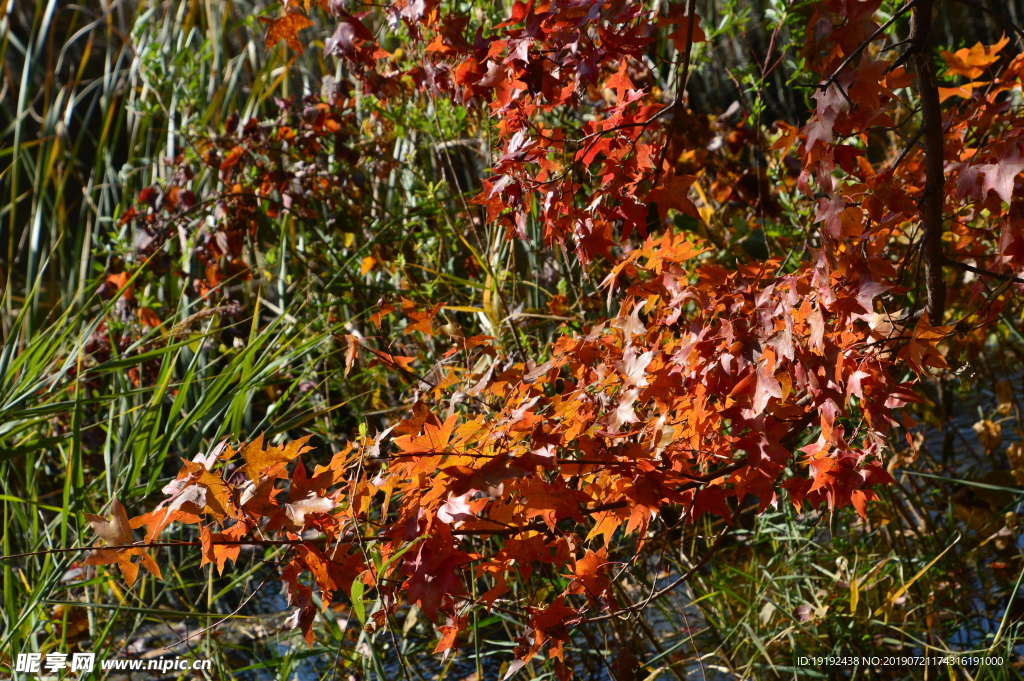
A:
86 0 1024 672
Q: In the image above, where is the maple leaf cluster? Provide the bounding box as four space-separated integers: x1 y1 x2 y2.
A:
794 0 1024 327
90 227 915 662
90 0 1024 673
261 0 707 263
114 81 374 318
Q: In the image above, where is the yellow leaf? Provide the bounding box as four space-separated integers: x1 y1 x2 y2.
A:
1007 442 1024 486
238 433 314 482
973 419 1001 453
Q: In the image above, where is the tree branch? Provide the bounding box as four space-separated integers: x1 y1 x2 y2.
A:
911 0 947 323
944 258 1024 284
888 125 925 172
824 0 918 88
947 0 1024 45
655 0 698 178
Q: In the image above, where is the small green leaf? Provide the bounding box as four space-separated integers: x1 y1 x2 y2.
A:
351 573 366 624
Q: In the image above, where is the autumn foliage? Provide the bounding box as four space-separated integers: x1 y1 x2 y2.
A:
82 0 1024 672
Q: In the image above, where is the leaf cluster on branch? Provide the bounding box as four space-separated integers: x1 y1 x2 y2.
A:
82 0 1024 672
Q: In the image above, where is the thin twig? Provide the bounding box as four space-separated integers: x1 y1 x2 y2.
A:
948 0 1024 45
582 523 732 623
162 565 279 650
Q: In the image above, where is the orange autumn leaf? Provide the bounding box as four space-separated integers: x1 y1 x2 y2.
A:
940 35 1008 79
938 81 987 102
220 146 244 170
401 298 446 336
262 12 314 54
344 334 359 375
137 307 162 328
365 347 417 372
84 498 161 587
200 522 248 575
371 300 396 328
896 313 953 374
106 271 135 300
432 614 467 657
658 4 707 50
568 548 613 602
647 172 700 223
